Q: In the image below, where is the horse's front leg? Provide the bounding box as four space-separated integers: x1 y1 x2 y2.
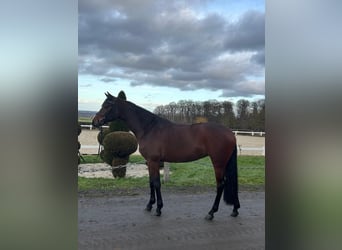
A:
145 179 155 212
146 160 163 216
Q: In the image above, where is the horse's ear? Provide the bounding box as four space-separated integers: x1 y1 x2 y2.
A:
105 92 114 98
117 90 127 100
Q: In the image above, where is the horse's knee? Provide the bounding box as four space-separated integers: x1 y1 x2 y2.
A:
152 178 161 189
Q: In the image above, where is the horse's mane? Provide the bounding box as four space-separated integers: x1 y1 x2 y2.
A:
121 99 172 131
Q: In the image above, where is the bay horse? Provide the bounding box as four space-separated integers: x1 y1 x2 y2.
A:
92 92 240 220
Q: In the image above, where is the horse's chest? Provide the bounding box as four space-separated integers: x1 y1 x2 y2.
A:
138 141 159 158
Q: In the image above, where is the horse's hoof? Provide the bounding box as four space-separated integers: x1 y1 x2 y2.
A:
230 210 239 217
154 210 161 216
145 206 152 212
205 214 214 220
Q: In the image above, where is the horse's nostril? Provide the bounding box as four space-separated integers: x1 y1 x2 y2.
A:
91 117 104 127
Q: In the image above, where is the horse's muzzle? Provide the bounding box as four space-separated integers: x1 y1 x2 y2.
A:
92 117 105 127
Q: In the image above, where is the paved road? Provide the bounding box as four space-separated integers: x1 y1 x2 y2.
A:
79 191 264 250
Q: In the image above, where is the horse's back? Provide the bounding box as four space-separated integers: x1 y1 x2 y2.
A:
194 122 235 140
141 121 235 163
167 122 235 146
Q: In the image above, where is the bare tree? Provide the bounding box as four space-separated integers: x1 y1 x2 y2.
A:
153 98 264 131
236 99 250 130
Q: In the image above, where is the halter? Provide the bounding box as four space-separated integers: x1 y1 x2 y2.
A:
97 98 115 124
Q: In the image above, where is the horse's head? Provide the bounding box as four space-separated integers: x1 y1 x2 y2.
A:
92 92 119 127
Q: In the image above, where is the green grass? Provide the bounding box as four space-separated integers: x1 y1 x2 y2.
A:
166 158 215 187
78 117 92 124
165 156 264 188
80 154 103 164
78 155 264 192
79 154 143 164
237 157 265 186
79 176 149 191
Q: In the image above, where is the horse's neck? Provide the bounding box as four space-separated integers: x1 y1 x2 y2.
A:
118 101 156 140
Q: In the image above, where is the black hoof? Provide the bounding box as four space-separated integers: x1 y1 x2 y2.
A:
145 205 152 212
230 210 239 217
155 209 161 216
205 214 214 220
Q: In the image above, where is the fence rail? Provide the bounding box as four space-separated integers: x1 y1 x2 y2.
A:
80 125 109 130
233 131 265 136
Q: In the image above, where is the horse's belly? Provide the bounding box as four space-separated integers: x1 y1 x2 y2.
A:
162 144 207 162
164 154 207 163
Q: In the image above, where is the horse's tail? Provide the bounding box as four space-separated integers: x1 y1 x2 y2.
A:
224 145 240 208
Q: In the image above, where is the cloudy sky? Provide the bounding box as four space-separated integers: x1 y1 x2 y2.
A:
78 0 264 111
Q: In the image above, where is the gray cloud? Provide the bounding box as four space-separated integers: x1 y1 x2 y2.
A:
79 1 265 97
251 49 265 65
224 10 265 51
100 77 116 83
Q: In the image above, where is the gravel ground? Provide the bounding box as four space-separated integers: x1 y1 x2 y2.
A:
78 163 170 178
79 190 265 250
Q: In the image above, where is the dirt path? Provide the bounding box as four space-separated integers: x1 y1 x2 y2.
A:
79 191 264 250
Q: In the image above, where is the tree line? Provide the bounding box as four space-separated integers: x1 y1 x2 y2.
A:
153 99 265 131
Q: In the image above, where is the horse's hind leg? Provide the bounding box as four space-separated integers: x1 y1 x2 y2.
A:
205 180 224 220
205 167 224 220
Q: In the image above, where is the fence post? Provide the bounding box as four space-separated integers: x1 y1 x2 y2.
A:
163 162 170 182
